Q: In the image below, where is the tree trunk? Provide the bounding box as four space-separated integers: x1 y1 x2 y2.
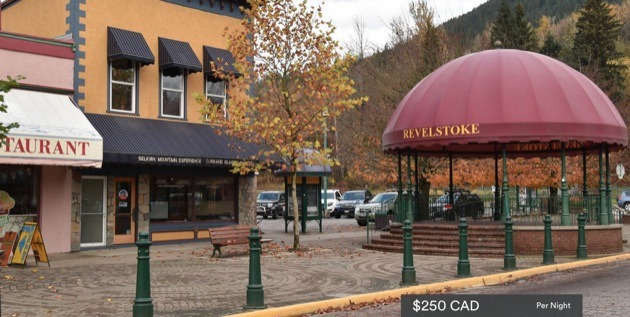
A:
291 173 300 250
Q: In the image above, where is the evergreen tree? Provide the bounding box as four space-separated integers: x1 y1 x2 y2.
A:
491 2 538 51
513 3 538 51
491 2 514 48
540 32 562 58
573 0 625 99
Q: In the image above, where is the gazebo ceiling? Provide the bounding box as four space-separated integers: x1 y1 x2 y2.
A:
382 49 628 157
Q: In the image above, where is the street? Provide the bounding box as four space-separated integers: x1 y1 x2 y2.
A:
456 260 630 317
316 260 630 317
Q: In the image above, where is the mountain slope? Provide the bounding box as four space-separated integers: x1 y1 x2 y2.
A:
442 0 622 43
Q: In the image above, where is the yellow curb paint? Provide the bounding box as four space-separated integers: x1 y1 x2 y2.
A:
226 253 630 317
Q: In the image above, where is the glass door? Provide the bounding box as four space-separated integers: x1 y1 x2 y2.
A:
113 177 135 244
80 177 106 247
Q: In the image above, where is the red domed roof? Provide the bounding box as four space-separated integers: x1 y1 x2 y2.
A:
382 49 627 157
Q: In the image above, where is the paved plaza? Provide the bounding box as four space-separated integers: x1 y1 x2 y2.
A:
0 218 628 316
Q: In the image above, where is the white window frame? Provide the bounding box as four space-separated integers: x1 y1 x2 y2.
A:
160 69 185 119
205 78 227 120
109 62 136 113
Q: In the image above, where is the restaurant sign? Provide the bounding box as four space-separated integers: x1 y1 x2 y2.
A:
1 136 102 165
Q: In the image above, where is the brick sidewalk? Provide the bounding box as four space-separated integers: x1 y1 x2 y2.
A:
0 219 627 317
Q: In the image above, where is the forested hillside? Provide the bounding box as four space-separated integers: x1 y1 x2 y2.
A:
442 0 622 46
332 0 630 192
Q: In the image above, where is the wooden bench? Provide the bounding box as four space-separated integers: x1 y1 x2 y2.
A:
208 225 271 258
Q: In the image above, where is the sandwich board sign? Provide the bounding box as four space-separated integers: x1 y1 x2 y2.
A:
11 222 50 267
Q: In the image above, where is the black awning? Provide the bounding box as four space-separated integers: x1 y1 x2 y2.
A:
203 45 239 75
158 37 202 73
85 114 260 167
107 27 155 66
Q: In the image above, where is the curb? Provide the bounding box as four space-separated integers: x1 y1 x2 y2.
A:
227 253 630 317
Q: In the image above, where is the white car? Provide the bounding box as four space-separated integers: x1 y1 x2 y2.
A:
321 189 342 217
355 192 397 226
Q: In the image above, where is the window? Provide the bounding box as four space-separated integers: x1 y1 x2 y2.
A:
161 68 185 118
149 175 236 221
109 60 136 113
0 166 39 216
205 77 227 119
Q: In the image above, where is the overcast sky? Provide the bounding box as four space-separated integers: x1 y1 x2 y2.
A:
308 0 488 50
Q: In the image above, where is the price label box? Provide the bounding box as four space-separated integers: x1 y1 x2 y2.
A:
402 294 582 317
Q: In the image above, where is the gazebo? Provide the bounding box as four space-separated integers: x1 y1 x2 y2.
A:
378 49 628 260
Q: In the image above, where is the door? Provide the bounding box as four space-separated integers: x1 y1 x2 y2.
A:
80 177 106 247
113 177 135 244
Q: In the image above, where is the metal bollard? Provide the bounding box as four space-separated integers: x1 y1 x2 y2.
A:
577 213 587 259
457 218 471 277
366 210 371 244
244 227 267 309
542 214 555 264
133 232 153 317
400 219 418 286
503 216 516 270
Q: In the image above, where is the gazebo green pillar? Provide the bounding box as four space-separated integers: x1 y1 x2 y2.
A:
561 143 571 225
582 148 588 213
414 152 420 221
599 145 608 225
397 152 403 223
406 148 413 222
606 145 613 224
502 147 516 270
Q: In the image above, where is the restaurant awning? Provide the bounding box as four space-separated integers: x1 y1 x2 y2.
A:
85 114 259 167
107 26 155 66
382 49 628 157
158 37 202 73
0 89 103 167
203 45 238 75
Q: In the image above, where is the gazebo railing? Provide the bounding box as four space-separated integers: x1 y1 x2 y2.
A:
406 192 622 225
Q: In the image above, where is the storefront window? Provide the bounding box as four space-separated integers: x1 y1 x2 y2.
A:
149 175 235 221
0 166 39 216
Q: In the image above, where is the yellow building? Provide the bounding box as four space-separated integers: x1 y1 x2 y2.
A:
1 0 258 250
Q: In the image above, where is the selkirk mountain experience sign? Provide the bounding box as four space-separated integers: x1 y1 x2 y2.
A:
135 155 239 167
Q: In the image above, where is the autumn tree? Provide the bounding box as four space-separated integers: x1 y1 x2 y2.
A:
0 77 20 143
202 0 365 250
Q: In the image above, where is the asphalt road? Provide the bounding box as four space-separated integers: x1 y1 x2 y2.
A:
316 260 630 317
456 260 630 317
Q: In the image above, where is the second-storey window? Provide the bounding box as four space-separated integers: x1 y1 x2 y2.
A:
161 68 185 118
205 77 227 119
110 60 136 113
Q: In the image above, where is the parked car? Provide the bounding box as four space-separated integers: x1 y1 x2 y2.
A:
355 192 397 226
430 190 484 220
617 191 630 211
321 189 342 217
332 190 373 218
256 191 285 219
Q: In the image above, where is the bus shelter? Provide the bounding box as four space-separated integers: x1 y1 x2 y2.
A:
275 152 331 234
